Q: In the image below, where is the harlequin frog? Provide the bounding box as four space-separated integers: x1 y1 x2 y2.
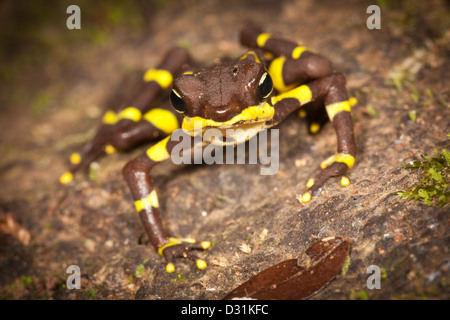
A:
59 25 357 274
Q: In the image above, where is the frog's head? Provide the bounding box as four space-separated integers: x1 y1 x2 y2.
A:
170 52 274 139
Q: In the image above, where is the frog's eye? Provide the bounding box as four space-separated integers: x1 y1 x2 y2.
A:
257 72 273 100
170 89 186 113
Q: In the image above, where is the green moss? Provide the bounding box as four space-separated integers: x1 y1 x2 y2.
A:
396 147 450 207
341 255 351 278
408 110 417 122
85 287 98 300
350 289 369 300
367 106 379 118
135 264 145 278
380 268 388 280
129 263 146 284
20 276 33 285
172 273 188 282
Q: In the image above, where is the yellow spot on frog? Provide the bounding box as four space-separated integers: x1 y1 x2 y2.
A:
301 192 311 203
143 108 179 135
104 144 117 155
291 46 311 59
271 84 312 105
256 33 272 47
309 123 321 134
320 153 355 169
134 189 160 212
306 178 315 189
102 107 142 125
326 100 351 121
119 107 142 122
348 97 358 107
146 136 170 162
102 110 118 125
341 176 350 187
196 259 207 270
200 241 211 249
268 56 295 93
143 69 173 89
70 152 81 165
166 263 175 273
298 109 307 118
59 172 73 185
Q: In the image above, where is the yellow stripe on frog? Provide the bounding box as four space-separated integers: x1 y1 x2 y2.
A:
181 102 274 133
134 189 159 212
143 69 173 89
143 108 179 135
157 237 197 256
102 107 142 125
256 33 272 48
291 46 311 59
271 84 312 106
320 153 355 169
268 56 296 93
119 107 142 122
325 100 351 121
146 136 171 162
240 51 261 64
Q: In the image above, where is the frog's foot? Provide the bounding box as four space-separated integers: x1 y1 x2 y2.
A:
300 153 355 203
159 237 211 273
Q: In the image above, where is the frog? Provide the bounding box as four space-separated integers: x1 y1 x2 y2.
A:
59 25 356 274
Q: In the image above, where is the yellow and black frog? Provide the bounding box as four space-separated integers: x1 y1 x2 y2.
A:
60 25 356 274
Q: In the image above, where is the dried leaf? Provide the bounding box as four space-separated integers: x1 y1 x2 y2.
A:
223 236 351 300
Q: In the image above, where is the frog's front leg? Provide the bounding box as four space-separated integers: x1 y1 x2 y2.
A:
299 75 356 202
242 26 356 203
59 47 190 184
122 132 210 273
270 74 356 203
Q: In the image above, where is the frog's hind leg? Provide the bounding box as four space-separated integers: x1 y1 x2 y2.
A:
108 103 182 152
59 47 190 185
60 103 182 185
122 130 211 274
297 98 329 135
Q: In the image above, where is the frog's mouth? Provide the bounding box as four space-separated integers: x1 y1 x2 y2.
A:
181 101 274 138
181 102 274 146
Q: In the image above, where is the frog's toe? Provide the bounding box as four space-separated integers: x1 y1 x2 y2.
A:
301 161 350 203
340 175 350 187
165 262 176 273
165 255 207 273
159 237 210 273
59 171 74 185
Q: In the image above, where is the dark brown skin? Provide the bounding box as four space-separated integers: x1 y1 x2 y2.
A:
61 26 356 273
